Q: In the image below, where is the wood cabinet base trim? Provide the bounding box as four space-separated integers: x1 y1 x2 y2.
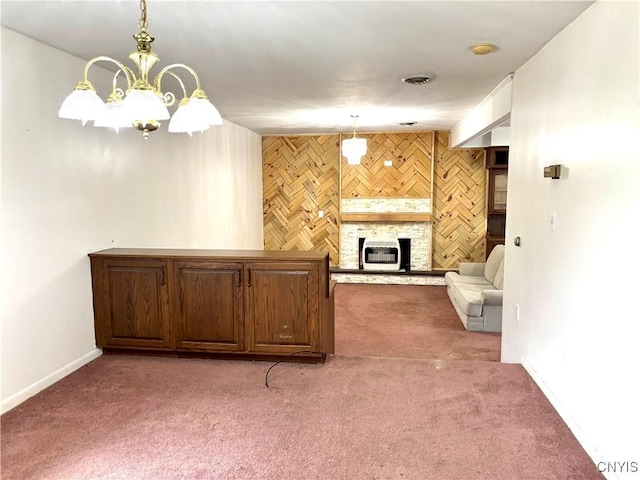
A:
102 348 328 364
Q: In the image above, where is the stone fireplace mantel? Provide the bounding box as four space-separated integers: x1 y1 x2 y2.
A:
340 213 432 223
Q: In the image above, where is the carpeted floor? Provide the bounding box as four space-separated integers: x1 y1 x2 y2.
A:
1 284 600 479
335 284 501 362
1 355 603 480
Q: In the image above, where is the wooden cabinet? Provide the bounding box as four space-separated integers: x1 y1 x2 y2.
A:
485 147 509 259
487 169 508 214
91 258 172 350
89 249 335 362
486 146 509 169
246 262 318 354
173 261 244 352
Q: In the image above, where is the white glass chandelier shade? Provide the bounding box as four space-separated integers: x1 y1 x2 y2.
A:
187 97 223 126
58 88 108 126
342 115 367 165
342 137 367 165
168 97 223 135
168 101 193 134
93 99 133 133
58 0 221 138
121 89 170 127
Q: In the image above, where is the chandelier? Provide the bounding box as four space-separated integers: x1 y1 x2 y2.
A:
58 0 222 138
342 115 367 165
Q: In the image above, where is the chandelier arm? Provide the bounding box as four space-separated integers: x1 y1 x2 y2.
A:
109 70 130 98
154 63 202 95
111 70 121 92
82 56 134 91
164 71 188 99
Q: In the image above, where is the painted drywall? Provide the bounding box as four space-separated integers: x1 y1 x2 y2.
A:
1 28 263 411
449 75 512 148
107 119 264 250
462 126 511 148
502 2 640 477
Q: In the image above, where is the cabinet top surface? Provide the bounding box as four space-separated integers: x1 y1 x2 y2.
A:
89 248 329 261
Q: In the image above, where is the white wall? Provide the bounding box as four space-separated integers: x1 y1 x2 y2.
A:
1 28 264 412
449 75 512 148
502 2 640 477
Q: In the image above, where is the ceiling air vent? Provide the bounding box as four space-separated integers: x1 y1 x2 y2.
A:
402 76 431 86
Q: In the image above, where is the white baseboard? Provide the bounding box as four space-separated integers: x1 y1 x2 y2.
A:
1 348 102 414
520 355 618 480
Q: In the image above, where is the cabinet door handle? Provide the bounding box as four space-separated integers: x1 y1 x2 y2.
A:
247 268 252 287
238 268 243 288
279 334 293 339
160 266 166 285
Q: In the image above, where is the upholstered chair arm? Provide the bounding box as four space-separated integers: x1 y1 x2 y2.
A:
481 290 503 306
458 263 485 276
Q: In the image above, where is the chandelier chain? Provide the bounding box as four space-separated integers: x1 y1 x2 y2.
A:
138 0 148 30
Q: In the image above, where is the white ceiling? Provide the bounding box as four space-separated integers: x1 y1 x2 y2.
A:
1 1 592 135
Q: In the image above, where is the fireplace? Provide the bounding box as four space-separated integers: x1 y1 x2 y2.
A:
339 198 431 273
359 238 411 271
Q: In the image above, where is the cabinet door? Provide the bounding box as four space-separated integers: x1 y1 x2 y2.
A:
100 259 171 350
173 261 244 352
488 169 508 213
486 146 509 169
246 262 319 353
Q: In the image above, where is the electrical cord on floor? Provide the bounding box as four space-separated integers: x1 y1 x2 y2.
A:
265 350 327 389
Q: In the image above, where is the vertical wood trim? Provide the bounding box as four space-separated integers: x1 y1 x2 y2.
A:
338 133 343 267
430 131 436 270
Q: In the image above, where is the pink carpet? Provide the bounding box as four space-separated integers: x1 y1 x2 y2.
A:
335 284 501 361
1 355 602 479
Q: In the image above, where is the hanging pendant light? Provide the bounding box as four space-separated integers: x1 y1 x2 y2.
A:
58 0 222 138
342 115 367 165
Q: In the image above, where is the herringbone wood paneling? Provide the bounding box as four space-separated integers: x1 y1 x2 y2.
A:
432 131 486 269
341 132 432 198
262 136 340 266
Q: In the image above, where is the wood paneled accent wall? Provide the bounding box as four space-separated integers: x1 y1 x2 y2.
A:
262 136 340 266
262 131 485 269
432 131 486 269
341 132 432 198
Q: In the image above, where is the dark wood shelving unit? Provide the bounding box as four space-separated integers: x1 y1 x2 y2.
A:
485 147 509 258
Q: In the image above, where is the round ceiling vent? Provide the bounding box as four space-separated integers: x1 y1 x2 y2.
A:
402 76 431 86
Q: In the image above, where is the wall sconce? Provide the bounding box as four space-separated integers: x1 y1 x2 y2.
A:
543 164 563 179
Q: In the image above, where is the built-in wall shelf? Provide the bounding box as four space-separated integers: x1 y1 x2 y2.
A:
340 213 432 223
